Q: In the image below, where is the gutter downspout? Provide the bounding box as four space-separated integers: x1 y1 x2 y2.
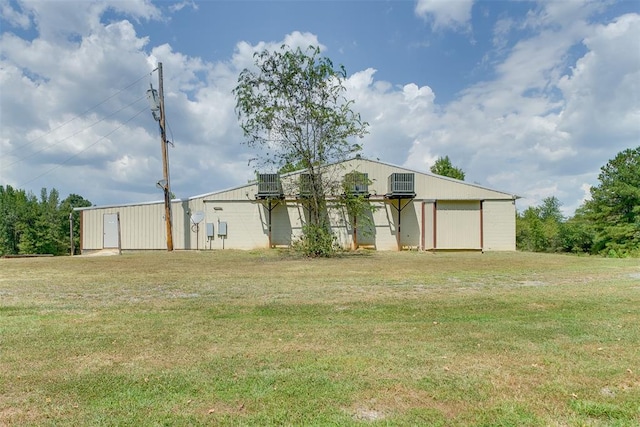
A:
421 201 425 251
480 200 484 252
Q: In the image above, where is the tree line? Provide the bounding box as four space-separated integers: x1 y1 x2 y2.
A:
517 147 639 257
0 186 91 256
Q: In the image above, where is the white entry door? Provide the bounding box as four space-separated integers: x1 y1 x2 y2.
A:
103 213 119 248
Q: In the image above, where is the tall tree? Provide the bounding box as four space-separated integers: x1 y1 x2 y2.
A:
516 196 565 253
14 189 40 254
538 196 564 223
516 206 546 252
18 188 66 255
561 206 595 254
0 185 29 255
234 45 368 255
583 146 640 256
430 156 465 180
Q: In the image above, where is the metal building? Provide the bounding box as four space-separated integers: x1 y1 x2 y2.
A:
76 158 517 252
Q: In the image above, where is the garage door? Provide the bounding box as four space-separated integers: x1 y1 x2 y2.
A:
436 201 481 250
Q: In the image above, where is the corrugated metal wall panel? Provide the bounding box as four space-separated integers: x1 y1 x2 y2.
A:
204 201 269 249
371 202 399 251
81 209 103 250
436 201 481 249
175 198 207 250
327 205 352 249
383 199 421 250
80 203 168 251
174 200 191 250
121 204 164 249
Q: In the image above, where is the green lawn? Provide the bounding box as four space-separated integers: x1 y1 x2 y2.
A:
1 251 639 426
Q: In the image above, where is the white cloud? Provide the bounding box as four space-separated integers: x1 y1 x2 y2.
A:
282 31 325 51
230 31 325 74
557 13 640 147
579 183 592 204
415 0 475 31
524 0 605 30
343 69 438 164
0 0 31 29
1 0 160 44
168 0 198 13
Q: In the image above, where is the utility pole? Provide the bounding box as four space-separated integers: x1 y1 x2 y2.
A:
158 63 174 251
148 63 174 251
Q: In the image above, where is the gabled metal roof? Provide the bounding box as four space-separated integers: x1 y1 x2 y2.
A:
75 155 518 211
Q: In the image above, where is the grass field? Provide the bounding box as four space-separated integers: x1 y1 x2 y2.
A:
1 250 639 426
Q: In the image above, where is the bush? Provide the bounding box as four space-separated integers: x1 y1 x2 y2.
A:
293 224 338 257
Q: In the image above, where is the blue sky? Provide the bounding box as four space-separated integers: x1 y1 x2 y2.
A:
1 0 639 215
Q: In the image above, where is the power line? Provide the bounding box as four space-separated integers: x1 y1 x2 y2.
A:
6 95 147 167
17 105 150 188
166 119 176 146
4 70 155 156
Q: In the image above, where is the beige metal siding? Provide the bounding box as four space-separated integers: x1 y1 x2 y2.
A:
365 200 420 251
80 200 203 251
204 201 269 250
436 201 481 249
370 202 397 250
80 203 166 250
482 200 516 251
80 209 103 250
340 202 377 249
391 199 421 250
175 198 209 250
127 204 166 249
327 204 352 249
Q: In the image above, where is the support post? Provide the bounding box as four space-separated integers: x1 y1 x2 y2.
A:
268 199 272 248
117 212 122 255
397 199 402 251
433 201 437 250
353 214 358 250
420 202 425 251
69 212 74 256
388 198 412 251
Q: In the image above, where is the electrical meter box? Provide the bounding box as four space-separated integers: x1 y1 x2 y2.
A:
218 221 227 237
206 223 214 238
